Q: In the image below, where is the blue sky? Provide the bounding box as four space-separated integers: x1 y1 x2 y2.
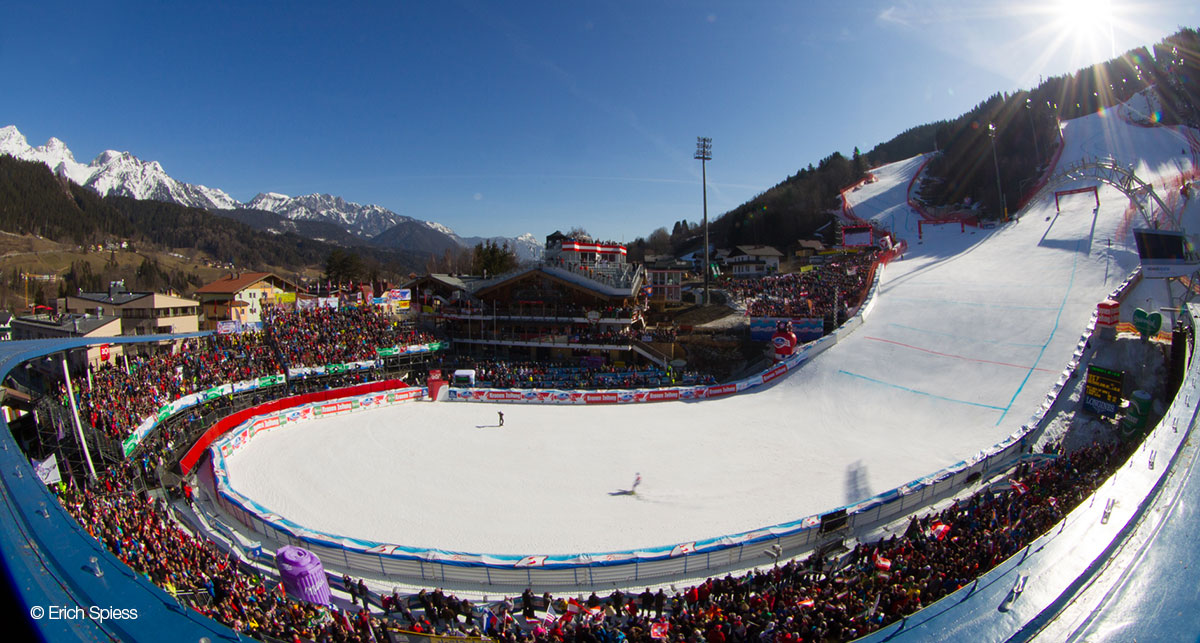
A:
3 1 1196 242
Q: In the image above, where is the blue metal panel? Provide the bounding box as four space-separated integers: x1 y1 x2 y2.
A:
0 336 239 642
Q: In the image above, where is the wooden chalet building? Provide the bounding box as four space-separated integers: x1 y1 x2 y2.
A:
433 235 669 367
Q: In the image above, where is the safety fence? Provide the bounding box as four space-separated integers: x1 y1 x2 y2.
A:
121 374 286 457
116 341 443 458
179 378 417 474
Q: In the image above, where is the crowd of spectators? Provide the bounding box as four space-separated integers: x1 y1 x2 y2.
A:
440 302 636 321
73 333 279 439
726 251 879 320
265 305 435 367
70 306 437 443
59 461 393 642
641 326 678 343
448 323 640 347
481 439 1130 643
64 301 695 449
440 357 715 389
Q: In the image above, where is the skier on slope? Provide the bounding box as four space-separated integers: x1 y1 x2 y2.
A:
632 472 642 494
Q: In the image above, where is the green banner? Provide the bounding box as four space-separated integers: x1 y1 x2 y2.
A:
376 347 399 357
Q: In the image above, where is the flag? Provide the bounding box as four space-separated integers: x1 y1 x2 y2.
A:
558 600 579 624
872 550 891 572
30 454 61 486
864 592 881 619
1011 480 1029 495
650 622 670 639
482 610 499 633
796 598 815 609
929 521 950 541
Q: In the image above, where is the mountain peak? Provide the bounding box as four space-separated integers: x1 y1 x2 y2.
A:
2 124 536 252
0 125 29 156
92 149 130 165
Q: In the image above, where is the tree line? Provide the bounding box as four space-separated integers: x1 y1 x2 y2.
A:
0 155 429 304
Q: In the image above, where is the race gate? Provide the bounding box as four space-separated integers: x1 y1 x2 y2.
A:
1054 186 1100 212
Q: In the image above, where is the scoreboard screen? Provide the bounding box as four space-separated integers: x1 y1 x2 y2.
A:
1083 365 1123 417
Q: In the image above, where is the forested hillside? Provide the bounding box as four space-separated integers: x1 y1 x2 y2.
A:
634 27 1200 257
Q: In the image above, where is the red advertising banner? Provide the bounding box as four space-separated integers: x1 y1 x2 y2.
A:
584 392 619 404
762 363 788 384
706 383 737 397
319 401 353 415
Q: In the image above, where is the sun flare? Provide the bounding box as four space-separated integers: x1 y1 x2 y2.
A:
1051 0 1117 60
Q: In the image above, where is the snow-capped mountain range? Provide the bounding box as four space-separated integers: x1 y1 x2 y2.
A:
0 125 542 261
245 192 409 239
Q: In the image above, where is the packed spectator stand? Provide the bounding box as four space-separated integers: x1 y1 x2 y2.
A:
69 306 434 445
265 305 435 367
726 251 879 321
437 357 716 389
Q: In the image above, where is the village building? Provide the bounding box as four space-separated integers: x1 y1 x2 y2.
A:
194 272 298 331
65 283 200 336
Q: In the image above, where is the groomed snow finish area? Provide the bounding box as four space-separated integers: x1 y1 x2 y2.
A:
223 109 1197 556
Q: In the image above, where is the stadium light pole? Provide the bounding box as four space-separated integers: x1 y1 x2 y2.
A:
1025 98 1040 164
988 124 1006 221
695 137 712 305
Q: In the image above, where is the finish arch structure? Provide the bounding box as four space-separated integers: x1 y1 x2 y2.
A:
1044 158 1200 316
1042 157 1180 230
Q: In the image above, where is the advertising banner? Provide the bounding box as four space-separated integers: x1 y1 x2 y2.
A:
584 392 618 404
762 363 788 384
705 383 737 398
750 318 823 342
121 374 285 456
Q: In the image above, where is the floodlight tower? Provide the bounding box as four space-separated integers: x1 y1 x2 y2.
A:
988 124 1006 220
695 137 712 305
1025 98 1040 163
